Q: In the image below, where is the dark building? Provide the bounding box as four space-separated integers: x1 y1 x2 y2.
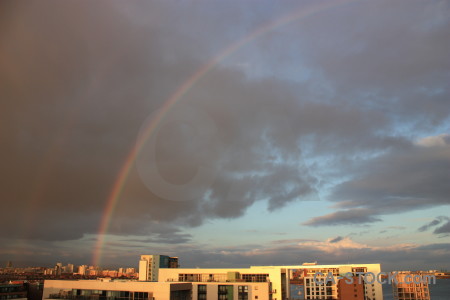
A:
0 283 27 300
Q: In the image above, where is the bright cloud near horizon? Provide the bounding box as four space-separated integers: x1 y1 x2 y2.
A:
0 0 449 271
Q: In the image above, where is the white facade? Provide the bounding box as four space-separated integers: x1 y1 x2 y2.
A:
139 259 150 281
139 255 178 282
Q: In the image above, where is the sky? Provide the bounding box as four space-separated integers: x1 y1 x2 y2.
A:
0 0 449 272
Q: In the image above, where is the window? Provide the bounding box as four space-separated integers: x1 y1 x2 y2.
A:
238 286 248 300
242 274 269 282
197 285 206 300
198 285 206 292
133 292 149 300
218 285 231 300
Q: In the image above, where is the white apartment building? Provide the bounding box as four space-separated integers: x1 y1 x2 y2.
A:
158 263 384 300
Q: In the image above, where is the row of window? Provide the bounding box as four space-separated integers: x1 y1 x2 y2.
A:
70 289 149 300
197 285 249 300
179 274 228 282
241 274 269 282
0 296 26 300
178 273 269 283
0 287 26 293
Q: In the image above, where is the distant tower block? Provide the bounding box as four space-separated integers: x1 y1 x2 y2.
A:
392 272 430 300
6 261 12 268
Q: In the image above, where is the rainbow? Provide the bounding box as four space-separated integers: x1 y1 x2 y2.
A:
91 0 358 266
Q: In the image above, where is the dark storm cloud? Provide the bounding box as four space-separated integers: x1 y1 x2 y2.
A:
0 0 174 241
293 1 450 118
1 0 324 241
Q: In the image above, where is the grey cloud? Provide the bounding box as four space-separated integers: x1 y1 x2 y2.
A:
121 233 192 245
270 239 319 244
438 234 450 239
329 236 344 243
297 1 450 116
434 221 450 234
418 216 449 232
304 209 381 226
306 140 450 226
415 243 450 251
336 143 450 209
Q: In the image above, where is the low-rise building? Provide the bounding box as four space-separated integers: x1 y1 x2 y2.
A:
0 283 27 300
42 278 191 300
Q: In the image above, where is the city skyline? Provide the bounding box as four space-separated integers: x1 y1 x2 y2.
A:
0 0 449 271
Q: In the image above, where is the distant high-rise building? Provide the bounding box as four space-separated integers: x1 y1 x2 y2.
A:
6 261 12 268
55 263 62 276
138 255 179 281
66 264 74 273
78 265 87 275
168 257 179 268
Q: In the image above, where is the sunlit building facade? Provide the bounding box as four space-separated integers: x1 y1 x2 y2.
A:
43 256 383 300
159 263 383 300
138 255 179 282
392 272 431 300
42 278 191 300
